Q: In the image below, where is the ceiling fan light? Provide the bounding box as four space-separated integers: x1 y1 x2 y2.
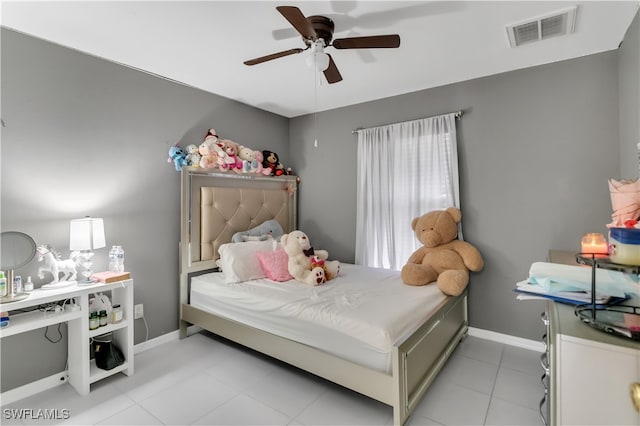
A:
315 52 330 71
306 51 330 72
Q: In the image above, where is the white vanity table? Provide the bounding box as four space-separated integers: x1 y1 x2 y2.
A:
0 279 134 404
543 250 640 425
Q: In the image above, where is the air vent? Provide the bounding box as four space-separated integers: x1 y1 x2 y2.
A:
506 6 577 48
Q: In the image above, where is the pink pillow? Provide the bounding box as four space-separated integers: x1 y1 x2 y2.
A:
257 249 292 282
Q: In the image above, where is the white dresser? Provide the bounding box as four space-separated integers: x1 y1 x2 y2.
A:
544 250 640 425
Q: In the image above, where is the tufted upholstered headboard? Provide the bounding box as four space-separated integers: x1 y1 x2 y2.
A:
179 167 298 276
199 186 292 261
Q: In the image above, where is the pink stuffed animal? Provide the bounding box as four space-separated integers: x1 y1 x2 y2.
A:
216 139 243 172
254 151 271 175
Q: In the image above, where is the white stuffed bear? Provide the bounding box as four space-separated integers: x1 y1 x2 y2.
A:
185 144 201 167
281 230 340 286
238 145 259 173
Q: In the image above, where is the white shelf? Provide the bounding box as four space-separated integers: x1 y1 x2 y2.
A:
0 309 83 338
88 320 128 338
88 359 129 384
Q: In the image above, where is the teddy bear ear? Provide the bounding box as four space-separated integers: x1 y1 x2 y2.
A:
445 207 462 223
411 217 420 230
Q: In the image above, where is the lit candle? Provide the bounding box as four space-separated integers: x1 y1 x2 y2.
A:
580 233 608 254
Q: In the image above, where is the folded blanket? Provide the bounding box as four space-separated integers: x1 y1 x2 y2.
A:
529 262 639 298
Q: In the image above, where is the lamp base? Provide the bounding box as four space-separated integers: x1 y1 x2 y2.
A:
76 279 97 287
75 250 96 286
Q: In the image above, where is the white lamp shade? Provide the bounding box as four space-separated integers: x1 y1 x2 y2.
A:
306 51 330 72
315 52 330 71
69 217 106 250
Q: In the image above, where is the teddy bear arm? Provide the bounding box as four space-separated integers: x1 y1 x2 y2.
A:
450 241 484 271
314 249 329 260
406 247 427 264
288 253 311 273
288 261 306 279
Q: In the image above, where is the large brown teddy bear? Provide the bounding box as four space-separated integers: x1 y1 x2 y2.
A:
401 207 483 296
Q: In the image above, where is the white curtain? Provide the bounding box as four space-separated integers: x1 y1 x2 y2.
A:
355 113 460 270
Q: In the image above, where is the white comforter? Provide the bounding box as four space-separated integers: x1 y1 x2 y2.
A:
191 264 447 357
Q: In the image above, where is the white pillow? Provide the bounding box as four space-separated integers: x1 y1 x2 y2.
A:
217 239 279 283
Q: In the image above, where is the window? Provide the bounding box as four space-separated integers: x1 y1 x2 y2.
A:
355 113 460 270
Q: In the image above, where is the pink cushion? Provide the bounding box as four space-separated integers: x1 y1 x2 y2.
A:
257 249 292 282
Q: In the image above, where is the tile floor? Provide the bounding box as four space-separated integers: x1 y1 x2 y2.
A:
1 332 545 425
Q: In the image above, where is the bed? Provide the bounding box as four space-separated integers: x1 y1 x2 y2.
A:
178 167 468 425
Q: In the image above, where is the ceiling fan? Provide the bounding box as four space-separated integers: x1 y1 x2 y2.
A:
243 6 401 84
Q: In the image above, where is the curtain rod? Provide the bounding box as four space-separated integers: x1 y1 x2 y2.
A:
351 109 463 135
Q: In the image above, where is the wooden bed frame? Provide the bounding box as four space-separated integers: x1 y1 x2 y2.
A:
178 167 468 425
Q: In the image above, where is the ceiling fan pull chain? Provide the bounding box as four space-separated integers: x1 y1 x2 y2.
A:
314 69 319 148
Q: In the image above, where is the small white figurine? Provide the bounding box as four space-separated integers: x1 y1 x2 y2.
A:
36 244 78 284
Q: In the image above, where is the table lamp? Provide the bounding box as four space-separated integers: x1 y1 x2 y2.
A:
70 217 105 285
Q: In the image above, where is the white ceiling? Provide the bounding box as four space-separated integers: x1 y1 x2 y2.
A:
2 1 638 118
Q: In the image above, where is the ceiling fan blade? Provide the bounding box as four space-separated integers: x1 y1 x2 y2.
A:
276 6 317 40
243 48 304 66
332 34 400 49
323 54 342 84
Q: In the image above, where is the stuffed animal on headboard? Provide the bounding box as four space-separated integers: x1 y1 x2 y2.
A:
217 139 243 172
262 150 285 176
238 145 270 175
198 138 219 169
168 145 188 171
231 219 284 243
198 129 220 169
184 144 201 168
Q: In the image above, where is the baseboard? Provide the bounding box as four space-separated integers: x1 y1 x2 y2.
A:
134 325 202 354
468 327 545 352
1 371 68 406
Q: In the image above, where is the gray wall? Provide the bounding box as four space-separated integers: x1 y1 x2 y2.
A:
290 14 638 341
619 11 639 180
0 29 288 391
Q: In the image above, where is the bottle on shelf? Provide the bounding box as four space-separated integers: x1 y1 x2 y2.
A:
13 276 22 295
89 312 99 330
23 276 34 292
111 304 123 323
109 246 125 273
116 246 125 273
99 310 108 327
108 246 117 272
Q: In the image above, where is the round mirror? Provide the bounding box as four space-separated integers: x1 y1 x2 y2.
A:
1 231 37 270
